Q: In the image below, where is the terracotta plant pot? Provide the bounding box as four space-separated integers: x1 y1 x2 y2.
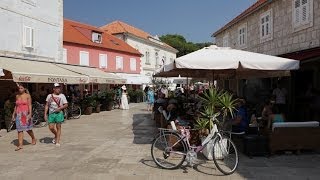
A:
84 107 93 115
95 104 102 113
106 101 113 111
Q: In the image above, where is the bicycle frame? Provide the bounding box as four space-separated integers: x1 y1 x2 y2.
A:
160 124 223 156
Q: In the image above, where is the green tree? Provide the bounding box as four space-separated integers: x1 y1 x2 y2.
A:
160 34 200 57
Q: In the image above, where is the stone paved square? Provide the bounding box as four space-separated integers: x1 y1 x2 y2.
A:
0 103 319 180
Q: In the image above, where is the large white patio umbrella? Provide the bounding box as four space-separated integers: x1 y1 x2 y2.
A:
155 45 300 79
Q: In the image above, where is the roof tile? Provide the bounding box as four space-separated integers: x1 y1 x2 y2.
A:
101 21 178 52
213 0 268 36
63 19 141 56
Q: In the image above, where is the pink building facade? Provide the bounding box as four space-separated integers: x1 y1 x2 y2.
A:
63 42 141 74
63 19 142 75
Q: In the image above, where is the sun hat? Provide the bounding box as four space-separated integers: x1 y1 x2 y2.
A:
121 85 127 90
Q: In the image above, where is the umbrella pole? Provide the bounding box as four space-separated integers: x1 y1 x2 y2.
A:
187 76 189 99
212 71 214 88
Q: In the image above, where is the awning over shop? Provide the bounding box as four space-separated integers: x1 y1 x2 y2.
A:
56 64 126 84
115 73 152 85
0 57 89 84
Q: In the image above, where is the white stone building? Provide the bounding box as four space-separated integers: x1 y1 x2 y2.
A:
212 0 320 119
0 0 64 62
101 21 178 79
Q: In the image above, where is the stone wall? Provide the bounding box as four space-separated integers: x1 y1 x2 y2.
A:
215 0 320 55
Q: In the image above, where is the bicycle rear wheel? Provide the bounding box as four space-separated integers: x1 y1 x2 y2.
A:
70 105 81 119
32 111 40 126
151 132 187 169
212 137 239 175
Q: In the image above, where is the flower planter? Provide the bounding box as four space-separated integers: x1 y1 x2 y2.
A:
84 107 93 115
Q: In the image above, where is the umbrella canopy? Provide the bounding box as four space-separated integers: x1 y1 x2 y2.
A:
155 45 300 79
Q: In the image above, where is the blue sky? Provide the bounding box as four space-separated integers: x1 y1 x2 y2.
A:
64 0 257 43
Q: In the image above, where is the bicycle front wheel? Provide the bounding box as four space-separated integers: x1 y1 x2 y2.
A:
70 106 81 119
32 111 40 127
7 121 15 132
212 137 239 175
151 132 187 169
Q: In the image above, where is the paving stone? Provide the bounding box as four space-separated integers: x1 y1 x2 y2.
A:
0 103 319 180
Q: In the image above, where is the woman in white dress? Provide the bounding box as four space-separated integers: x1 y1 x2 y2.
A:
121 85 129 110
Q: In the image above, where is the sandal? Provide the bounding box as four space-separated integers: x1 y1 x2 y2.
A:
15 147 23 151
52 139 56 144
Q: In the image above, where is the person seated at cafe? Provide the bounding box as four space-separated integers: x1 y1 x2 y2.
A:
232 99 249 133
261 99 274 126
155 93 167 105
267 106 285 129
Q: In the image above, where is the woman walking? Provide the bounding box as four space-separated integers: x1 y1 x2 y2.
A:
12 83 36 151
121 85 129 110
147 88 155 111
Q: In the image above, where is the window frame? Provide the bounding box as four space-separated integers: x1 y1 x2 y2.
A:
115 56 124 70
79 51 89 66
99 54 107 69
63 48 67 63
23 25 34 49
222 34 229 47
145 51 150 65
292 0 313 31
155 51 159 67
260 9 273 42
130 58 137 71
92 32 102 43
238 23 247 48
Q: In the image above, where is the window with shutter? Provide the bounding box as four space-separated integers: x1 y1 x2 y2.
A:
301 0 309 23
23 26 34 48
116 56 123 70
293 0 313 29
99 54 107 68
145 51 150 64
130 58 137 71
63 48 67 63
80 51 89 66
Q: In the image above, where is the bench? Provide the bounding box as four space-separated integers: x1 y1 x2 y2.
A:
269 121 320 154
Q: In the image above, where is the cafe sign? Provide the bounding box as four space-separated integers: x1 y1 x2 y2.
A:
18 75 31 82
13 74 89 84
48 77 68 83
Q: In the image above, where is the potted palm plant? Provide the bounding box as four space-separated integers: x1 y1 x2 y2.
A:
199 88 237 159
82 96 96 115
93 94 102 113
105 90 115 111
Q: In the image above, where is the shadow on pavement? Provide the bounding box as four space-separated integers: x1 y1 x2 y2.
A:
11 139 31 146
39 137 54 144
139 158 158 168
132 113 157 144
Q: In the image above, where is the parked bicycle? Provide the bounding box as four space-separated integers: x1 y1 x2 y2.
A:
64 101 81 120
32 101 47 127
151 121 239 175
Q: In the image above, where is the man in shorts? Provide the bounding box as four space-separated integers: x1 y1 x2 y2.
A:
44 83 68 147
